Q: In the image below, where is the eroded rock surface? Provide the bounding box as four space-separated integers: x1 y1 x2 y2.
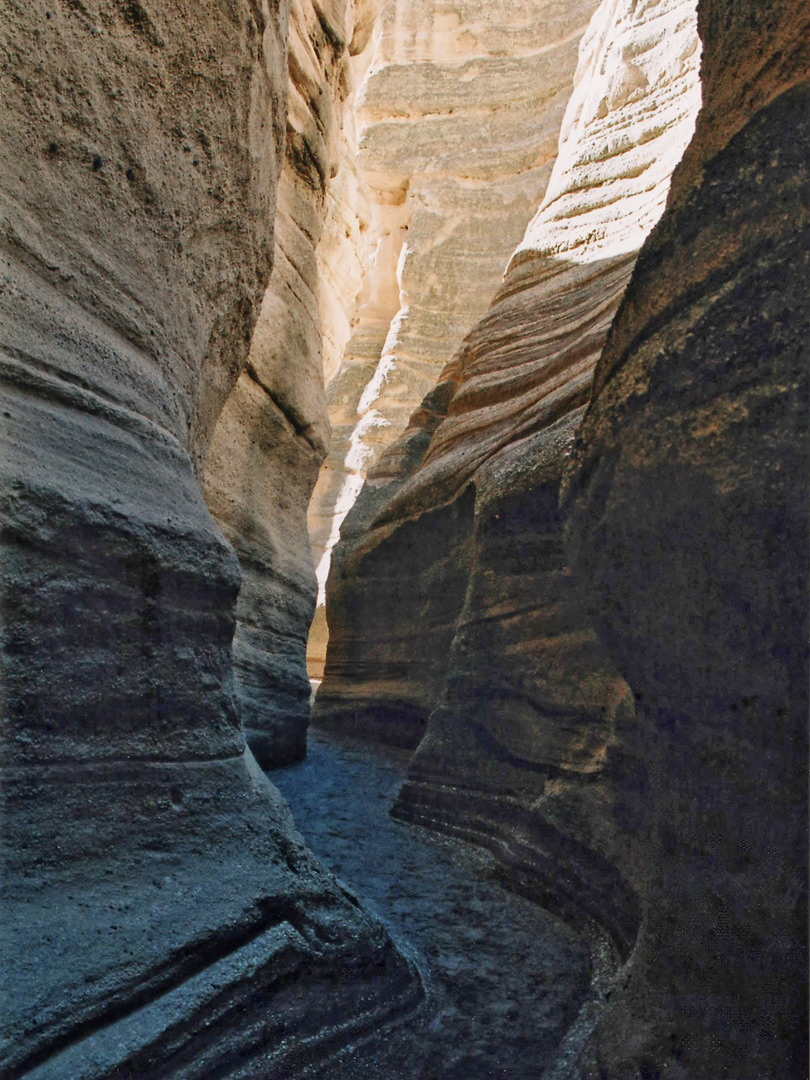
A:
0 3 420 1076
306 0 602 673
314 3 809 1074
387 0 701 951
563 3 810 1074
315 0 700 956
203 0 381 767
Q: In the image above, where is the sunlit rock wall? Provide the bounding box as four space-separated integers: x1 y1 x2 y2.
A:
306 0 602 674
315 0 701 952
204 0 380 766
0 2 420 1076
563 0 810 1074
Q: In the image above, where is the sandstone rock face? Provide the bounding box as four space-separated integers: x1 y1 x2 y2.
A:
563 3 810 1075
316 0 701 958
203 0 380 767
306 0 603 673
0 3 420 1076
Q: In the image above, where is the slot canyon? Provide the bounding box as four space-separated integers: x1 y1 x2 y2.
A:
0 0 806 1078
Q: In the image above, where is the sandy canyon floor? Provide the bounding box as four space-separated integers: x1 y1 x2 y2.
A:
271 728 593 1079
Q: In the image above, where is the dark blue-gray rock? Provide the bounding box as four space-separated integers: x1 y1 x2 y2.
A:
563 4 810 1074
315 0 701 965
0 3 420 1076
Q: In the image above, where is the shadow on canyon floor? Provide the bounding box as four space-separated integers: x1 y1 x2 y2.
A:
270 728 597 1080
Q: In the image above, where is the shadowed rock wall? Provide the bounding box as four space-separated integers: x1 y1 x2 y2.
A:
315 0 701 957
204 0 380 768
0 3 420 1076
562 1 810 1073
316 1 809 1073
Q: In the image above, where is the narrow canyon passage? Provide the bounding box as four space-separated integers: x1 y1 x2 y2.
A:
1 0 806 1076
271 729 596 1079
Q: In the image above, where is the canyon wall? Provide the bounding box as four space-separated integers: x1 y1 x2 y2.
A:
315 0 809 1074
203 0 380 767
305 0 602 674
387 1 702 949
314 0 700 766
563 0 810 1074
0 3 421 1076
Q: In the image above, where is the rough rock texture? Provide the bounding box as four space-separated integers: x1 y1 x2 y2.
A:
562 3 810 1075
0 3 420 1076
383 7 701 949
203 0 379 767
312 0 701 972
305 0 602 674
315 0 701 874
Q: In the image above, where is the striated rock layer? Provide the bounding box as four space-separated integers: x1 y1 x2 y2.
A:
316 0 701 958
0 3 420 1077
562 1 810 1074
204 0 379 767
306 0 602 673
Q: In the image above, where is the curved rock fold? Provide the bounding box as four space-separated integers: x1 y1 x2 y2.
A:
0 3 421 1076
315 0 702 966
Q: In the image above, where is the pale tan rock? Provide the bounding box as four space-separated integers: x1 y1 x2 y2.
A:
205 0 376 763
307 0 603 671
317 0 701 717
387 0 702 518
